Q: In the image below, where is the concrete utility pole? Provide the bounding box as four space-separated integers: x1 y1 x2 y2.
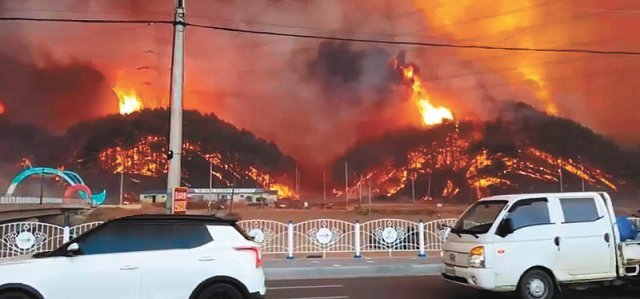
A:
209 158 213 201
345 161 348 209
323 169 326 204
167 0 186 213
119 151 125 206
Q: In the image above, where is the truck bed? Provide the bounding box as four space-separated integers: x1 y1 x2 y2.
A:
620 240 640 266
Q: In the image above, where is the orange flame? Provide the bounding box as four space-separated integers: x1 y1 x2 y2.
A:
98 135 296 199
413 0 560 116
113 87 144 115
399 65 454 126
0 100 5 115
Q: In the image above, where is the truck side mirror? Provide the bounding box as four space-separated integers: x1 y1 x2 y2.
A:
496 218 514 238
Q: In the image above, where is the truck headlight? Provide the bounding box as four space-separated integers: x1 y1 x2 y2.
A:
468 246 485 268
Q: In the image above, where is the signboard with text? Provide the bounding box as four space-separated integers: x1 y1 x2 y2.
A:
173 187 189 214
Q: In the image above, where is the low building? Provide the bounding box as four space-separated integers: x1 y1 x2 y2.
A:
139 188 278 205
189 188 278 205
139 190 169 204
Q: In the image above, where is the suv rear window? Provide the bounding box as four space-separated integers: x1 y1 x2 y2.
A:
560 197 601 223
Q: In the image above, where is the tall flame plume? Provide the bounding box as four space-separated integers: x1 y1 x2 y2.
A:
113 87 144 115
397 63 453 126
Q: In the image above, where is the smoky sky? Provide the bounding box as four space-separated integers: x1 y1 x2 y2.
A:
306 41 402 105
0 0 638 176
0 52 116 132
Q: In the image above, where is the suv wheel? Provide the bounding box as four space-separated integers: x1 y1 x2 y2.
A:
0 292 31 299
197 283 243 299
518 269 556 299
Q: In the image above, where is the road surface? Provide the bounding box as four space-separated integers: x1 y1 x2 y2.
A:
267 276 639 299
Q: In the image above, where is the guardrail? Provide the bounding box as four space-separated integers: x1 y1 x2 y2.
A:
236 218 458 258
2 218 640 259
0 196 66 204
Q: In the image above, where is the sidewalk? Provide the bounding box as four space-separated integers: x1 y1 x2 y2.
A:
263 257 443 280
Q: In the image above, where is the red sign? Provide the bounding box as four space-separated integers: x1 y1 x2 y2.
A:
173 187 188 214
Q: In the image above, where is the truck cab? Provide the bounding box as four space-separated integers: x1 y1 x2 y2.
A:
441 192 640 299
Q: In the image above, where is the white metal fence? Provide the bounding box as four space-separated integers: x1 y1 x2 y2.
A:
235 218 459 258
0 196 66 204
2 218 640 259
0 221 102 258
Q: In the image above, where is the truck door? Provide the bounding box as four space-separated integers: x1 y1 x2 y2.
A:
555 195 617 280
493 197 559 287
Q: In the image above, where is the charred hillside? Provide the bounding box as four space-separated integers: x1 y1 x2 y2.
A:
333 103 639 202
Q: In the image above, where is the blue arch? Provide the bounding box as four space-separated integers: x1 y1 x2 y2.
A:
6 167 106 205
64 171 85 185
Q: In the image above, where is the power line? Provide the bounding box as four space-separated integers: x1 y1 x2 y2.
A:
1 16 640 56
0 16 171 25
187 22 640 56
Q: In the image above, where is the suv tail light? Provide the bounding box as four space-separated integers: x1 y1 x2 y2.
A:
234 246 263 268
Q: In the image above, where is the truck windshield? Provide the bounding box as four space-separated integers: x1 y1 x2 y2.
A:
452 200 508 235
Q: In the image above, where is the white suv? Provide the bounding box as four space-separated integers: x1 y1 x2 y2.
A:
0 215 266 299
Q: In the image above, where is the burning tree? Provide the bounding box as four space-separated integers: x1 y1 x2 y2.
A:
71 109 297 198
334 103 637 202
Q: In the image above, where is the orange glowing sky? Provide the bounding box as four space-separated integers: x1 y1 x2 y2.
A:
0 0 638 168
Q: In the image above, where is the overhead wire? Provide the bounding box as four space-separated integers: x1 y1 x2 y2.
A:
0 16 639 56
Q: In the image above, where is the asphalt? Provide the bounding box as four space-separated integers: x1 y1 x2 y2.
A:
263 257 441 281
266 276 640 299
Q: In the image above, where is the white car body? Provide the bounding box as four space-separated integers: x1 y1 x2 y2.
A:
442 192 640 295
0 216 266 299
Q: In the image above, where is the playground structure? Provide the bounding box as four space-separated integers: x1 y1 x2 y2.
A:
4 167 106 205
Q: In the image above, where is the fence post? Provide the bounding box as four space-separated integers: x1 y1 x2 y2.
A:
63 226 71 243
418 219 426 258
354 220 362 258
287 220 294 259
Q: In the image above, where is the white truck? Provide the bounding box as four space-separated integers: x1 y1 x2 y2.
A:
441 192 640 299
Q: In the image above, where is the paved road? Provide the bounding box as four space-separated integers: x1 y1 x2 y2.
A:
267 276 640 299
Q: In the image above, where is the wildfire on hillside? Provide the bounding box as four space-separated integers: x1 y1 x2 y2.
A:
393 59 454 126
97 135 295 198
347 127 618 200
113 87 144 115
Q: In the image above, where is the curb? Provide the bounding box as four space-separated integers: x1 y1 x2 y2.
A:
265 263 442 281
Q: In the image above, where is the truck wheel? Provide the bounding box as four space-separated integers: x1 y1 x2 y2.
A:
196 283 243 299
0 292 31 299
477 290 494 299
517 269 556 299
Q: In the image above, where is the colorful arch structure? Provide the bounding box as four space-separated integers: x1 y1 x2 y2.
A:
63 184 92 204
5 167 107 205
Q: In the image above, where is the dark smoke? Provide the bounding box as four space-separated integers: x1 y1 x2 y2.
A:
0 53 116 132
306 41 401 104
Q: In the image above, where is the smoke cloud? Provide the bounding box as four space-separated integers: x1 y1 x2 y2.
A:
0 0 637 181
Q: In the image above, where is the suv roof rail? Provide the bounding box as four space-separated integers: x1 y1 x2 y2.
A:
112 214 238 224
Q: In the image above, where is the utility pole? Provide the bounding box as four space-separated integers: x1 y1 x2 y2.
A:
411 169 416 204
358 175 363 206
559 165 564 192
427 172 432 200
295 164 300 198
344 161 348 209
166 0 186 214
39 167 44 205
581 165 586 192
323 169 326 204
208 157 213 201
368 180 372 214
119 151 125 206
